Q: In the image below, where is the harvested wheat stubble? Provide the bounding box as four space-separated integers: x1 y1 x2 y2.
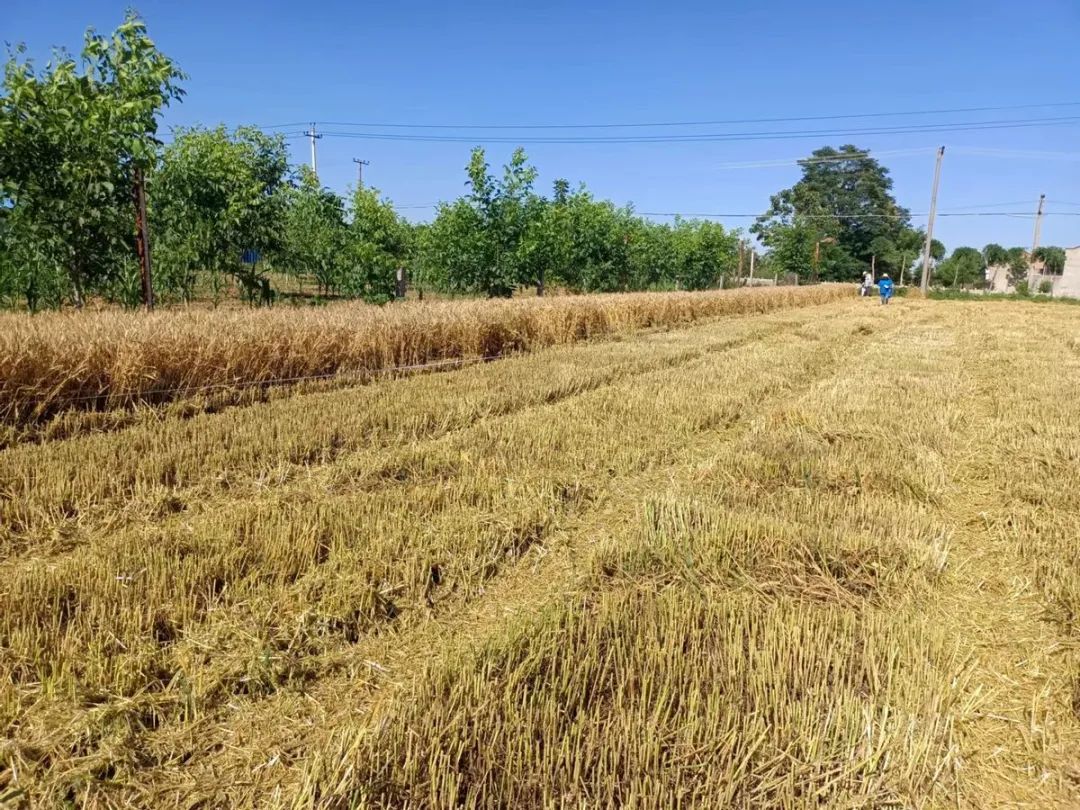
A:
0 285 846 424
1 298 1079 808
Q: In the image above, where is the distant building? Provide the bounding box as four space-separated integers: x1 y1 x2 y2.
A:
986 246 1080 296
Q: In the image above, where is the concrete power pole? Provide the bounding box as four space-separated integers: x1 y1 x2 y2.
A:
305 123 322 177
353 158 370 188
1031 194 1046 256
1030 193 1046 286
920 146 945 294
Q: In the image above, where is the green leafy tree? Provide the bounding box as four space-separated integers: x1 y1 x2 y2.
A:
935 246 985 287
752 145 914 281
420 147 541 297
281 166 348 297
345 185 411 302
522 182 631 293
0 14 184 306
0 205 70 310
417 199 488 295
982 243 1009 267
153 126 288 303
869 227 924 282
762 219 844 280
1006 247 1029 287
670 218 740 290
1032 246 1066 274
623 216 677 290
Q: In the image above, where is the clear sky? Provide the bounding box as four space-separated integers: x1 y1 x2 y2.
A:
7 0 1080 251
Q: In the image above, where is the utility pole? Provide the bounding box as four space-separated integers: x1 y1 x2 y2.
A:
133 166 154 310
1031 194 1046 257
871 254 876 280
353 158 370 188
748 249 756 283
305 123 322 177
1028 192 1045 289
920 146 945 294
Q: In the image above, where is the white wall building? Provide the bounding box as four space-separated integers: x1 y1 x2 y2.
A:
986 245 1080 296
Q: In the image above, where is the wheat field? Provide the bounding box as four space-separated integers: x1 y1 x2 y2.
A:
0 286 846 433
1 295 1078 808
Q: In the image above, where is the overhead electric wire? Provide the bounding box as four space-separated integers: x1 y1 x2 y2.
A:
314 116 1080 144
309 101 1080 131
938 200 1040 211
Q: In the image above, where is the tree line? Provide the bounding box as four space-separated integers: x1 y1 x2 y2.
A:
0 15 1063 311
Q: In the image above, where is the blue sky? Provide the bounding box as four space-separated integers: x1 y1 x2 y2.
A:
7 0 1080 250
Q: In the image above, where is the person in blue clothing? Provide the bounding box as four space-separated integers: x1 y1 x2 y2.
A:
878 273 894 305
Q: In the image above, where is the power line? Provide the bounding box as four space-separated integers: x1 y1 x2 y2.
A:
254 121 314 130
315 116 1080 145
310 101 1080 131
938 200 1038 211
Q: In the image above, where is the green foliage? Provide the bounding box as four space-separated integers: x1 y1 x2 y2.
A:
1038 279 1054 294
521 184 627 293
935 246 985 288
345 185 411 302
152 126 289 303
752 145 917 281
765 221 824 280
1006 247 1029 286
420 147 542 298
982 243 1009 267
419 148 537 297
1014 280 1030 296
417 199 489 295
670 218 740 290
421 167 740 297
281 166 348 296
1033 246 1066 274
0 13 184 307
622 216 678 290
